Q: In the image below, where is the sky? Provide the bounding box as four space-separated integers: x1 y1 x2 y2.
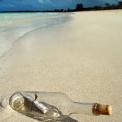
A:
0 0 121 11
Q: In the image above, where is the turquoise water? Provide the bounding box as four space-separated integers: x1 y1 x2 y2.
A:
0 13 69 31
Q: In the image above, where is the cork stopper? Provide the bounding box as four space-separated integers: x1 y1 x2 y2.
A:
92 103 112 116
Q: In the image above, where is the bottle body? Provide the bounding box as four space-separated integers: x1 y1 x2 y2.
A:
9 91 73 115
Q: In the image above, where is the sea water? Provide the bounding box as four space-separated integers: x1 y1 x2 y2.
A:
0 12 71 78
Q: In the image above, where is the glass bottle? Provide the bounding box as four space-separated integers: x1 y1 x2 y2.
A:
8 91 112 121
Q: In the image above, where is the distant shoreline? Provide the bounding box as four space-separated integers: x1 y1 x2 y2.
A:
0 8 122 13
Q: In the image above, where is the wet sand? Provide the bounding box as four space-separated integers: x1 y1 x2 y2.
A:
0 10 122 122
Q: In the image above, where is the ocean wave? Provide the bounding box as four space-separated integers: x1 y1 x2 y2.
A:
0 13 71 59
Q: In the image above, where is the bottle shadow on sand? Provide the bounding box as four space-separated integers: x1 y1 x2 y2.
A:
34 116 79 122
58 116 78 122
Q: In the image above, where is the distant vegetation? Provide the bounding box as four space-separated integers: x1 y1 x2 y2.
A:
43 1 122 12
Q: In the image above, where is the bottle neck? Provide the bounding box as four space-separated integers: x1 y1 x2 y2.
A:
71 102 93 115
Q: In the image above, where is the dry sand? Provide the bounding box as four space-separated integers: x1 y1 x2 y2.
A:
0 10 122 122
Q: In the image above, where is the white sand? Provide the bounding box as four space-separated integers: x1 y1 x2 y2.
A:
0 10 122 122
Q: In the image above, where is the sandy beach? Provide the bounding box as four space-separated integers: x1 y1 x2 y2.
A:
0 10 122 122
